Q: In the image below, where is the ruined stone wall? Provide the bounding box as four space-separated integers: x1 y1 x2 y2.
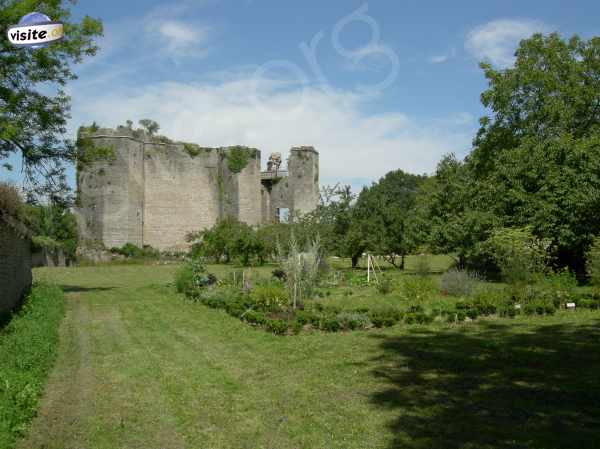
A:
0 215 32 316
76 128 267 251
76 128 144 249
143 143 221 251
288 147 320 217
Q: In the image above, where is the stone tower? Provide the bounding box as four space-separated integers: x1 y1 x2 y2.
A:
288 146 320 217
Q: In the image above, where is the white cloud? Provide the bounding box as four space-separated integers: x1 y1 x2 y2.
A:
428 48 456 64
465 19 548 67
146 18 212 59
67 72 474 188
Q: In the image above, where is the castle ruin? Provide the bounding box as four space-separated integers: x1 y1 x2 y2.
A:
76 127 319 251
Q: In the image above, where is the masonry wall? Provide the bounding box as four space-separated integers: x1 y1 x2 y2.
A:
288 147 320 217
0 216 32 317
76 128 144 249
143 143 221 251
76 128 320 250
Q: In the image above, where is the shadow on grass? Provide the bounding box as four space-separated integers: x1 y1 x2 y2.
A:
60 285 115 293
369 320 600 449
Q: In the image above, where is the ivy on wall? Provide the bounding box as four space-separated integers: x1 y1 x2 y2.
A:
225 146 257 173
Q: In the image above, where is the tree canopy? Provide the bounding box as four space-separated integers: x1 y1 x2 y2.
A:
0 0 102 202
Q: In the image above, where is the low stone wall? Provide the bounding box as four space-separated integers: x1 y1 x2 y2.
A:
0 214 32 317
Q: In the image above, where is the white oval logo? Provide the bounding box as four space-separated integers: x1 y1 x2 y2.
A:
7 12 64 48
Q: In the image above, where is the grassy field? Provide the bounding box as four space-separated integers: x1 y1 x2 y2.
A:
16 263 600 449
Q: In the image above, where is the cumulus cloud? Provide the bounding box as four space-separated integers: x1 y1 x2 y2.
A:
465 18 548 67
67 73 474 189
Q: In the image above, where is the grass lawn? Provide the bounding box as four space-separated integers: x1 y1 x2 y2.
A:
17 263 600 449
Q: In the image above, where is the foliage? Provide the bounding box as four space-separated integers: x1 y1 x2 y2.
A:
0 1 102 202
265 319 288 335
0 182 22 218
413 255 431 276
250 283 288 311
348 170 427 268
0 284 64 448
586 237 600 286
440 269 480 297
174 259 216 295
138 119 159 135
226 147 254 173
280 235 322 309
483 227 552 284
376 277 392 295
110 243 159 259
188 218 264 266
21 203 78 257
400 276 437 302
335 312 372 330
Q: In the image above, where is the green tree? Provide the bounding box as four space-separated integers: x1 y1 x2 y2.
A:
468 33 600 272
349 170 426 269
188 217 264 266
0 0 102 201
138 119 160 136
21 202 78 256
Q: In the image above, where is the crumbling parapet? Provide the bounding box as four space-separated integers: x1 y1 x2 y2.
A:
76 126 319 250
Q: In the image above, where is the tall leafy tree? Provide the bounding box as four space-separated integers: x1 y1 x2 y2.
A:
349 170 426 268
0 0 102 202
469 33 600 272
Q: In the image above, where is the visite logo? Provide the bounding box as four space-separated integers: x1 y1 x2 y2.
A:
7 12 64 49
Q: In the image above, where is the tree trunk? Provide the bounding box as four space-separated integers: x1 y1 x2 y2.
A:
400 254 405 270
351 254 360 268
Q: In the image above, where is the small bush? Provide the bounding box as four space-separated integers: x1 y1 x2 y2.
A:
266 319 288 335
401 276 437 302
250 283 288 311
243 310 267 325
376 278 393 295
440 269 480 297
336 312 371 330
368 307 402 328
321 318 342 332
175 260 216 296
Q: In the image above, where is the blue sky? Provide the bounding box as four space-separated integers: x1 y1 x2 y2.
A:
3 0 600 191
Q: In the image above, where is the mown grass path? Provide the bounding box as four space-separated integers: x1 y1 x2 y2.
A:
19 265 600 449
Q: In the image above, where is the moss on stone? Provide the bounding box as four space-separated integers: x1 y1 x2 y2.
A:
226 146 254 173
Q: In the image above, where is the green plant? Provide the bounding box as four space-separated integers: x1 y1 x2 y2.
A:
586 237 600 286
266 319 288 335
243 310 267 325
440 269 480 297
0 284 64 448
250 283 288 311
336 312 371 330
368 307 402 328
484 227 552 284
321 318 342 332
226 147 253 173
280 235 322 309
401 276 437 302
0 182 22 218
376 278 393 295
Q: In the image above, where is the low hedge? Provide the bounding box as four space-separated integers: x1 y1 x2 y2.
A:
0 283 65 448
